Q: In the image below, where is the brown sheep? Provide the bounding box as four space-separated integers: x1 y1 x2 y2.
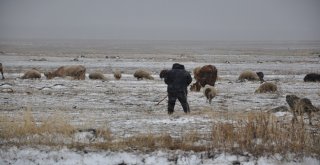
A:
44 65 86 80
113 70 122 80
304 73 320 82
21 68 41 79
0 63 4 79
190 65 217 92
89 72 107 80
197 65 218 87
238 70 260 81
134 69 154 80
159 69 168 79
255 82 277 93
203 85 217 104
286 95 319 125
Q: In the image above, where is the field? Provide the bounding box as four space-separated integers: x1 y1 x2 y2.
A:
0 40 320 164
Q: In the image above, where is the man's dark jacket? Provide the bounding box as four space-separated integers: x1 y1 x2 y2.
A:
165 63 192 93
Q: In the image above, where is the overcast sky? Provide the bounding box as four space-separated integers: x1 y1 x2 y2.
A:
0 0 319 41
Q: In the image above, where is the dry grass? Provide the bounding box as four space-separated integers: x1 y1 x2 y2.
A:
0 107 75 146
0 108 319 158
210 112 320 157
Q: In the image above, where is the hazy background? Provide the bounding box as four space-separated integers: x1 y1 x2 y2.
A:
0 0 319 41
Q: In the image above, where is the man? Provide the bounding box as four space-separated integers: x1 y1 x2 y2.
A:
164 63 192 114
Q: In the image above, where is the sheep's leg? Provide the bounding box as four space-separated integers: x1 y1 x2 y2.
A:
300 114 305 125
291 111 298 124
307 112 312 125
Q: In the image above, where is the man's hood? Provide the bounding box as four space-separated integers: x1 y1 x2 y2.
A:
172 63 185 70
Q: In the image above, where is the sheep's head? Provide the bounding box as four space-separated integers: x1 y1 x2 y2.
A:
44 72 53 79
190 82 201 92
285 94 300 109
256 72 265 82
114 71 122 80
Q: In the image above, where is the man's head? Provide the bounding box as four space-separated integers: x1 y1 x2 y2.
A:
172 63 185 70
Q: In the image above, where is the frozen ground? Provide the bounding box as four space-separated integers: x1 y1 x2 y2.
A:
0 40 320 164
1 146 319 165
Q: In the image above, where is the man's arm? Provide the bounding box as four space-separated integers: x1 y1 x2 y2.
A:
186 72 192 85
164 71 172 85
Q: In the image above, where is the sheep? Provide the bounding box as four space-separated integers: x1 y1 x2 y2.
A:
190 65 218 92
189 66 202 92
238 70 261 81
89 72 107 80
197 65 217 87
159 69 168 79
0 63 4 79
203 85 217 104
21 68 41 79
193 66 201 80
255 82 277 93
44 65 86 80
113 70 122 80
304 73 320 82
190 81 201 92
134 69 154 80
286 94 319 125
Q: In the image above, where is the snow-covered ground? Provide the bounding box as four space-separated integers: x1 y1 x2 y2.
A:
1 146 319 165
0 40 319 164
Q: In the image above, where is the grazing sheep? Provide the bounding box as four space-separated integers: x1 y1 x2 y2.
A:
21 68 41 79
113 70 122 80
0 63 4 79
255 82 277 93
44 65 86 80
134 69 154 80
159 69 168 79
197 65 217 87
89 72 107 80
238 70 260 81
190 65 218 92
286 95 319 125
203 85 217 104
304 73 320 82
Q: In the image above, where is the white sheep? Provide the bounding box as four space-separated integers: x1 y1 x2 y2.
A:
203 85 217 104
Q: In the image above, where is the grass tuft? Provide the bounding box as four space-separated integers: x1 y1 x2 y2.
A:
0 108 319 159
210 112 320 157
